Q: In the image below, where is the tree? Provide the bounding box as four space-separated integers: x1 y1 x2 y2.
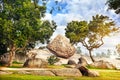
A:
65 14 118 62
106 0 120 14
0 0 56 66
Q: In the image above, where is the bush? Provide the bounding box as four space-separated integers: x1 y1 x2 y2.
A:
47 55 60 65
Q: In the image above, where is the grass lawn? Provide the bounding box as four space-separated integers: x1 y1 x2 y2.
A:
0 69 120 80
0 62 120 80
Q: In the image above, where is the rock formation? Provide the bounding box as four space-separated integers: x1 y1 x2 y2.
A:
76 64 100 77
47 34 76 58
23 58 48 68
67 59 76 65
89 60 116 69
78 56 88 66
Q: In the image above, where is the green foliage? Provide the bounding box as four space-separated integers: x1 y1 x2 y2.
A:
47 55 60 65
0 0 57 66
0 0 56 49
0 43 7 55
65 21 88 44
107 0 120 14
65 14 118 62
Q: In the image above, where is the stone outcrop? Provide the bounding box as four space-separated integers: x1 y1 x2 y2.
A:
23 58 48 68
89 60 116 69
0 71 13 75
0 68 82 77
88 70 100 77
47 34 76 58
51 68 82 77
76 64 100 77
26 49 53 60
78 57 88 66
67 59 76 65
18 70 55 76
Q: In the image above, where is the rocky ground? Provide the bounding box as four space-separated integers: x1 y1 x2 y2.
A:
25 49 120 69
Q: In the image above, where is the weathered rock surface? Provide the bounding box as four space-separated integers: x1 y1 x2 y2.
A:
47 34 76 58
23 58 48 68
76 64 99 77
18 70 55 76
89 60 116 69
0 71 13 75
67 59 76 65
0 68 82 77
78 57 88 66
88 70 100 77
50 68 82 77
26 49 53 60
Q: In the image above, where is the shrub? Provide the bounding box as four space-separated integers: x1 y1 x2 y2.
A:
47 55 60 65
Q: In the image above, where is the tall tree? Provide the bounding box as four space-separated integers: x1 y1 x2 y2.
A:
65 14 118 62
107 0 120 14
0 0 56 66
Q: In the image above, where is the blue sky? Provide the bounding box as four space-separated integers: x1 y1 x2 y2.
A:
41 0 120 54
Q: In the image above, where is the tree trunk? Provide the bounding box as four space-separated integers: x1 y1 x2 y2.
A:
88 50 95 62
7 45 16 67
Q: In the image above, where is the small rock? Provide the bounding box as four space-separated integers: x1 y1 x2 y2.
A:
68 59 76 65
89 60 116 69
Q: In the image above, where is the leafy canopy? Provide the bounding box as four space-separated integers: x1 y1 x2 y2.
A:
65 14 118 62
0 0 56 53
66 14 117 50
107 0 120 14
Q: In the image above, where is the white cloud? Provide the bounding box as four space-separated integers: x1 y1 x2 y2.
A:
52 13 82 26
51 26 66 39
42 13 52 21
43 0 120 53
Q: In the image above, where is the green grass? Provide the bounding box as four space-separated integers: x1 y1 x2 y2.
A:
12 61 23 64
0 69 120 80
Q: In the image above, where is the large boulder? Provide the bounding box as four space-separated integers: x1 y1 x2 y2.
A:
23 58 48 68
26 49 53 60
47 35 76 58
89 60 116 69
